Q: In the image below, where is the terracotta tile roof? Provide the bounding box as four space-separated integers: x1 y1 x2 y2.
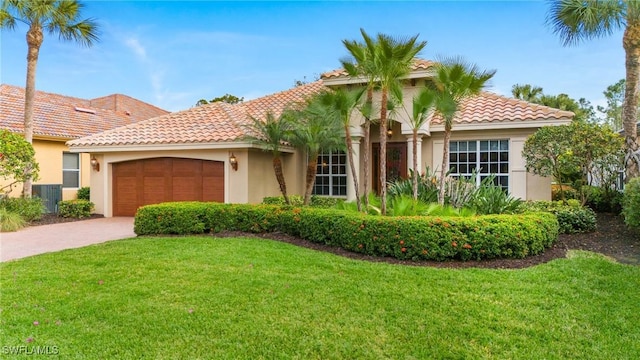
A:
0 84 168 140
430 92 574 125
68 81 326 147
321 58 435 79
67 80 572 149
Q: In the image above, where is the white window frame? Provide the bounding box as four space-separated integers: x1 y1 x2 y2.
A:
62 152 80 189
312 150 347 197
449 139 509 191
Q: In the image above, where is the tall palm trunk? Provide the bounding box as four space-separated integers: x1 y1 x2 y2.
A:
438 123 453 205
412 129 419 200
362 88 373 209
22 23 44 198
303 152 319 205
379 89 388 215
344 125 362 212
272 156 290 205
622 24 640 180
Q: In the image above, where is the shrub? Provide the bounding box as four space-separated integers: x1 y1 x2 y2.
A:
77 187 90 201
622 177 640 229
262 195 342 208
0 208 26 232
134 202 559 261
583 186 623 214
470 177 523 215
58 199 94 218
0 197 44 222
521 200 596 234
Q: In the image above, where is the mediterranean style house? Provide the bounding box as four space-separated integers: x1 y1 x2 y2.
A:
0 84 168 210
67 60 574 217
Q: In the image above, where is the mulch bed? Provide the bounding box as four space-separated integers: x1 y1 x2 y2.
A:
30 212 639 269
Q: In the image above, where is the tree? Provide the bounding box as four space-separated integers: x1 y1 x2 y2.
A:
426 58 495 205
342 30 380 211
597 79 635 131
522 125 577 202
0 130 40 195
548 0 640 180
342 29 425 215
511 83 543 102
405 88 434 200
316 87 366 211
243 112 294 205
522 122 624 203
287 92 345 205
195 94 244 106
512 84 595 122
0 0 99 197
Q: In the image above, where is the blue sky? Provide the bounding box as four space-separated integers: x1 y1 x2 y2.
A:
0 0 624 112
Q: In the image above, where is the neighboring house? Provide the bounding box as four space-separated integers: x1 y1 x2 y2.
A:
67 60 574 217
0 84 168 209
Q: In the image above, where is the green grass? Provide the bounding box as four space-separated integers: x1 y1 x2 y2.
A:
1 237 639 359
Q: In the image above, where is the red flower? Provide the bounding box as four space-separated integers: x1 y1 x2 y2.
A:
401 247 407 253
451 241 458 247
399 240 405 245
463 244 472 249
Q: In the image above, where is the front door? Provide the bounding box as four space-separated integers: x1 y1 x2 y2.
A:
372 142 408 194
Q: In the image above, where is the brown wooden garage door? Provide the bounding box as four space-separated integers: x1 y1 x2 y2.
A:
112 158 224 216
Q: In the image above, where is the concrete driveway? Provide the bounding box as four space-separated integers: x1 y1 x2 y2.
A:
0 217 135 262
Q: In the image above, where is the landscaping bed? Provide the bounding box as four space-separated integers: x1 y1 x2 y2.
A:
29 211 638 268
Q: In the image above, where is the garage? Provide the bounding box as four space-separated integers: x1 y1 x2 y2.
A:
112 157 224 216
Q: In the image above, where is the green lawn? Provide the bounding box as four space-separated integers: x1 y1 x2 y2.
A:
1 236 639 359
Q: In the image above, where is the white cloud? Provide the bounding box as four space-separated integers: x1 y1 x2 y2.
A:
124 37 147 61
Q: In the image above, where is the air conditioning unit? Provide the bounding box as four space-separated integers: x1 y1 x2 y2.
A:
32 184 62 213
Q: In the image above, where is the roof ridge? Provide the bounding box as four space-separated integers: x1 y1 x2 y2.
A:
477 91 575 117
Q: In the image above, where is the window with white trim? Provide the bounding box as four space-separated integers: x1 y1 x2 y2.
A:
313 150 347 196
449 140 509 190
62 152 80 188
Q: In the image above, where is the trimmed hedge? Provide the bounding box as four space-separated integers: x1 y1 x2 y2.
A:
262 195 343 208
135 202 559 261
623 177 640 229
58 199 94 218
521 200 597 234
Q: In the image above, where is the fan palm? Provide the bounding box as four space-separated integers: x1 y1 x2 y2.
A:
287 93 346 205
0 0 99 197
511 83 543 102
343 29 425 215
426 58 495 205
547 0 640 179
244 112 294 205
405 88 435 200
317 87 366 211
342 30 380 210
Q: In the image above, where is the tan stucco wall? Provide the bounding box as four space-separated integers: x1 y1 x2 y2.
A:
1 139 90 200
89 150 248 217
247 149 307 203
425 128 552 200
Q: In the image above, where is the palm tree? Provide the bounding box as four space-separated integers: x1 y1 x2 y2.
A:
317 87 366 211
342 31 379 210
511 83 543 102
343 29 426 215
244 112 294 205
426 58 496 205
1 0 99 197
287 92 345 205
405 88 435 200
547 0 640 180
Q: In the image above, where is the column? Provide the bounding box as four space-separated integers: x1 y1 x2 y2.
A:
346 136 361 201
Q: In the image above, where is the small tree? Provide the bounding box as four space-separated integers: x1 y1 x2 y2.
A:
0 130 40 195
287 92 345 205
522 125 577 202
195 94 244 106
243 112 294 205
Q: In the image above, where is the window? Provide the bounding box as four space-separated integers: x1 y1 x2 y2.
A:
313 150 347 197
62 152 80 188
449 140 509 190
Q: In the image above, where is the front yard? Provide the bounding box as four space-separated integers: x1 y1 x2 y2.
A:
1 236 639 359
